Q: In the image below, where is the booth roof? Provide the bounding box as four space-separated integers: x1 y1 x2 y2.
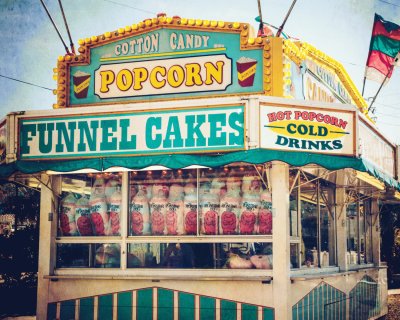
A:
0 149 398 190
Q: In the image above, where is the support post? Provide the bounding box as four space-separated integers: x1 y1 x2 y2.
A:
371 199 381 265
271 161 291 320
36 174 60 319
335 170 347 271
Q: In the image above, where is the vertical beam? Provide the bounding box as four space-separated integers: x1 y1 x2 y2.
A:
36 174 60 319
264 38 284 97
371 199 380 265
317 181 321 268
335 170 350 320
335 170 347 271
327 186 336 265
271 161 291 320
120 172 128 270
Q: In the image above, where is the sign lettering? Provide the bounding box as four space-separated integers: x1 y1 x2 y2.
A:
260 105 355 155
19 106 245 160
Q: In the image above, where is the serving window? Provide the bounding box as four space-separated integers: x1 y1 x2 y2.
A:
55 164 273 271
128 167 272 237
346 195 373 265
58 173 122 237
289 168 336 269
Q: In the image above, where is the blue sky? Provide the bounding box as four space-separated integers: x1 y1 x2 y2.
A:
1 0 400 143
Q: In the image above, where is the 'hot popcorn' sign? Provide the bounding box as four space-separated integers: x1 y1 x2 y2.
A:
260 104 356 156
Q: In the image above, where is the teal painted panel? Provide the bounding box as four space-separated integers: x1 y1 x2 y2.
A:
60 300 75 320
158 288 173 320
292 306 298 320
297 300 303 320
220 300 236 320
263 308 274 320
178 292 195 320
47 303 57 320
292 283 347 320
79 297 94 320
98 294 113 320
117 291 132 320
313 288 318 320
303 295 309 320
242 303 257 320
200 296 215 320
137 288 153 320
318 285 324 319
349 276 380 320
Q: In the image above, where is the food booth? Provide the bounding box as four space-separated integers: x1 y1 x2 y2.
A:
1 14 399 320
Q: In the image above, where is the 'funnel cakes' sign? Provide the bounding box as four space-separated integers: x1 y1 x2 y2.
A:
260 104 356 156
18 105 245 160
56 16 266 107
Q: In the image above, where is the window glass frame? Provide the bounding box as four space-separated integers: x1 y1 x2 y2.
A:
54 163 274 272
346 193 373 265
289 169 337 269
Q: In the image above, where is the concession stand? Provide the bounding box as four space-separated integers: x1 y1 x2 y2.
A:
1 14 400 320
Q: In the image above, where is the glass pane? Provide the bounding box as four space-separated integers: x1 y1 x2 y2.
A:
59 173 122 237
127 242 272 269
290 243 300 269
346 203 358 264
56 243 121 268
364 200 373 263
199 168 224 235
320 186 335 266
359 202 366 263
129 169 198 236
289 173 298 237
300 182 318 267
129 165 273 237
320 207 331 266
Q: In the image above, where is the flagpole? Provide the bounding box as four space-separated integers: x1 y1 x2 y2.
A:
361 76 366 97
368 52 399 113
368 66 393 112
276 0 298 37
257 0 264 35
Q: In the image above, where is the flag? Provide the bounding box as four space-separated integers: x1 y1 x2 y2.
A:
257 24 274 37
365 14 400 83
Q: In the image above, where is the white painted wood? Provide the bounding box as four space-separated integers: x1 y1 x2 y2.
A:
271 161 291 320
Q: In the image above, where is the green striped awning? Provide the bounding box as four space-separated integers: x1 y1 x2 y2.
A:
1 149 399 190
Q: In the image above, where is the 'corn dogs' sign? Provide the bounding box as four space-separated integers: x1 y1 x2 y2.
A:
65 24 263 107
260 104 356 156
18 105 245 160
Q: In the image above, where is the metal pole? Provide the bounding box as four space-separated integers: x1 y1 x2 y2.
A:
317 180 321 268
39 0 70 54
257 0 265 35
58 0 75 54
368 53 399 113
257 0 263 25
361 76 367 97
276 0 298 37
367 68 392 112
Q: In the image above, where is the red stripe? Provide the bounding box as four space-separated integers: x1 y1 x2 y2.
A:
366 50 395 77
372 18 400 41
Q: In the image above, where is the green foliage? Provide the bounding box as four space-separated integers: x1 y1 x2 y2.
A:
0 182 40 286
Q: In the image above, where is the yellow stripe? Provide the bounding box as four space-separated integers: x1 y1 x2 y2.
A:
238 64 257 81
100 47 226 62
74 78 90 94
